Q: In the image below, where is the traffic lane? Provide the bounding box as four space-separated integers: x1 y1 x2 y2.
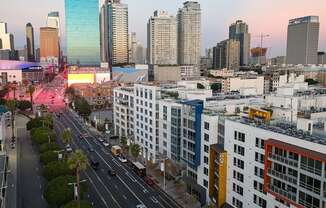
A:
64 112 183 208
54 122 118 208
56 119 139 208
60 113 167 208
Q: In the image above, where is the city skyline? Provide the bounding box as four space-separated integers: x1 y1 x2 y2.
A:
0 0 326 57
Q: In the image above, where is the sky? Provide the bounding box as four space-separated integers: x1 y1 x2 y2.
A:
0 0 325 57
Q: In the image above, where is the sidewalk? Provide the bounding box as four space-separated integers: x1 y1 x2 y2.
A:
146 163 200 208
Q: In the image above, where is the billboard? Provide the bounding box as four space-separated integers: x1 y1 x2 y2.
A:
67 73 95 86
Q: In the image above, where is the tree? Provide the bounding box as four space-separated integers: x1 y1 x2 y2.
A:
130 144 141 161
44 175 86 207
17 100 32 111
65 87 76 102
64 201 92 208
197 83 205 89
43 114 53 129
6 100 16 140
31 128 55 145
210 83 222 92
28 85 35 112
120 136 128 154
305 78 319 85
74 97 91 120
40 150 58 165
43 161 73 181
68 150 88 208
38 143 60 154
62 128 72 146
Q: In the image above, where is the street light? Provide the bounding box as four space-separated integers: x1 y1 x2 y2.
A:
68 179 87 200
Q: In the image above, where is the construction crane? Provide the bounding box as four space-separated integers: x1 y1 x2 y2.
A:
253 33 270 65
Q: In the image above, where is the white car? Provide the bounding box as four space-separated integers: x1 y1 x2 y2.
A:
66 145 73 153
118 156 127 163
136 205 146 208
102 142 110 147
98 137 104 142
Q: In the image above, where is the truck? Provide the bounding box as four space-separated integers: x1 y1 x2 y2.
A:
111 145 122 156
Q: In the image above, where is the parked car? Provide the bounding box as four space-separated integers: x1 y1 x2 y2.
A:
65 144 73 153
136 204 146 208
102 142 110 147
144 177 155 186
118 155 127 163
90 159 100 170
98 137 104 142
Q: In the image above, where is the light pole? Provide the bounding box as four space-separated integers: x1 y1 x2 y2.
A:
160 157 168 191
68 179 87 201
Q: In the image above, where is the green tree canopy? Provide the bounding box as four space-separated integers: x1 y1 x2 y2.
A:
17 100 32 111
305 78 319 85
64 200 92 208
210 83 222 92
74 97 91 119
197 83 205 89
43 161 73 181
61 128 72 146
40 150 58 165
38 143 60 154
31 127 55 145
130 144 141 161
44 175 87 207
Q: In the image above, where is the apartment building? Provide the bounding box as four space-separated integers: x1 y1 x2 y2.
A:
222 109 326 208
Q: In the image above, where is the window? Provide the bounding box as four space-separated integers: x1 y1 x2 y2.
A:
203 179 208 188
253 194 267 208
233 183 243 196
232 197 243 208
204 145 209 153
233 170 244 182
204 156 208 164
204 122 209 130
299 191 320 208
234 131 245 142
204 167 208 176
299 173 321 194
233 158 244 169
204 133 209 142
254 166 264 179
253 180 265 194
255 138 265 149
234 144 245 156
255 152 264 164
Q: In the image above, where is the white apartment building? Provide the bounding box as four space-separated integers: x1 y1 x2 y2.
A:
147 11 177 65
224 115 326 208
271 73 305 91
222 76 265 95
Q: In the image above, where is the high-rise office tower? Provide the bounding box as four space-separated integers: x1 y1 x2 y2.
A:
128 32 137 63
213 39 240 71
26 23 35 62
148 11 177 65
177 1 201 65
286 16 319 65
65 0 100 65
229 20 250 66
40 27 60 65
0 22 14 51
47 12 60 36
100 0 128 65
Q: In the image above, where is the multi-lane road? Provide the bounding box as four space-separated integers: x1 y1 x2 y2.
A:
54 109 183 208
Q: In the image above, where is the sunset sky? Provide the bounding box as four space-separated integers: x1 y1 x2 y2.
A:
0 0 325 57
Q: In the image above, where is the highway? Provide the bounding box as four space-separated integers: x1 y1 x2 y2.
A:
54 109 183 208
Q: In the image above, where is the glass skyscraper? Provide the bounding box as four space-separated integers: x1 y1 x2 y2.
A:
65 0 100 66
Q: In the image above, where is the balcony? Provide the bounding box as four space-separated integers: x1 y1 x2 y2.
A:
300 163 322 176
268 169 298 185
299 199 320 208
268 153 298 168
269 185 297 202
299 181 320 195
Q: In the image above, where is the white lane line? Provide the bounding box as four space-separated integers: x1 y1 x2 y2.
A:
125 172 136 182
83 171 109 208
151 196 159 204
112 158 122 167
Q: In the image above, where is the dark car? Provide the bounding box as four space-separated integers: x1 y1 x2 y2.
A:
108 169 116 176
88 146 95 152
144 177 155 186
90 160 100 170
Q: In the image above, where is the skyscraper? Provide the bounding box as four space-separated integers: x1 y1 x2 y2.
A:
100 0 128 65
213 39 240 71
229 20 250 66
26 23 35 62
47 12 60 36
148 10 177 65
40 27 60 65
177 1 201 65
65 0 100 65
0 22 14 51
286 16 319 65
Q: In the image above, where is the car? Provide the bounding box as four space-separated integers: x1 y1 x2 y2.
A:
108 169 116 176
90 159 100 170
136 204 146 208
118 156 127 163
65 145 73 153
144 177 155 186
102 142 110 147
98 137 104 142
88 146 95 152
78 134 84 139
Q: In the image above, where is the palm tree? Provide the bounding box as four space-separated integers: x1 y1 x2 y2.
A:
68 149 88 208
130 144 141 161
43 114 53 129
62 128 72 146
28 85 35 112
120 136 128 154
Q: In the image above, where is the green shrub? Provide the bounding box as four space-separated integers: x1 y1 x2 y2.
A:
40 151 58 165
43 161 73 181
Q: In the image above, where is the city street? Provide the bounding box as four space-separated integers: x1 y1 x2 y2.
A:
54 110 183 208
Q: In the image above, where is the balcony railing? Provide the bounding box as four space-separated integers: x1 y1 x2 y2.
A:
269 185 297 202
299 181 320 195
268 169 298 185
300 163 322 176
268 153 298 167
299 199 320 208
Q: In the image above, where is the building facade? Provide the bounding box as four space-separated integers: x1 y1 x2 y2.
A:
177 1 201 65
286 16 320 65
40 27 60 65
147 11 177 65
65 0 100 65
25 23 35 62
0 22 14 51
213 39 240 71
47 12 60 35
229 20 251 66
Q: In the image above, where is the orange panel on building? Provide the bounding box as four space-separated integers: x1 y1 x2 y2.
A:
40 27 59 58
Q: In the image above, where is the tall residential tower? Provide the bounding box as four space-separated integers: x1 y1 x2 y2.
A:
147 10 177 65
65 0 100 65
26 23 35 62
229 20 250 66
286 16 319 65
177 1 201 65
